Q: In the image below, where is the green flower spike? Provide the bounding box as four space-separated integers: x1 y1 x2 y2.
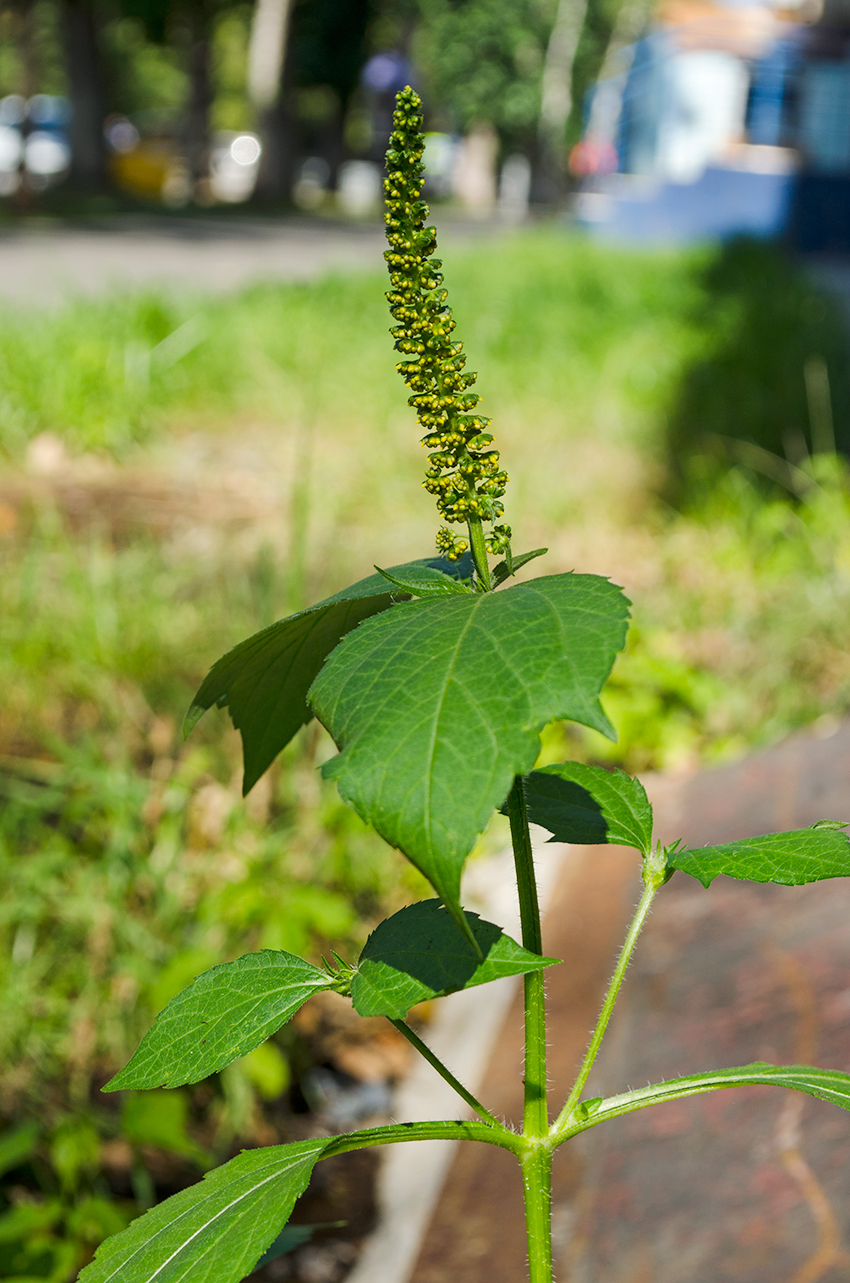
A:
383 85 511 585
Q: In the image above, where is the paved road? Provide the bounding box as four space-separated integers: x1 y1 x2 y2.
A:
0 214 497 307
412 721 850 1283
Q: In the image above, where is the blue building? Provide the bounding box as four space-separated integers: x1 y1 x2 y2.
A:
575 0 850 248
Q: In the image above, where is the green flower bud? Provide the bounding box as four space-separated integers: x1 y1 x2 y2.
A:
383 85 510 558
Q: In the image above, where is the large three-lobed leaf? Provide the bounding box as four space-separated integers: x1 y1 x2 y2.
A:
309 573 630 919
185 556 472 794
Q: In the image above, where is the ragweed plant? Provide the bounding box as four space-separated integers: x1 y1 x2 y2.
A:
81 90 850 1283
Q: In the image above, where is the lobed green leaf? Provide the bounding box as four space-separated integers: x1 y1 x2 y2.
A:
77 1139 328 1283
105 952 332 1091
185 555 472 794
310 573 629 923
522 763 652 856
668 824 850 888
350 899 558 1019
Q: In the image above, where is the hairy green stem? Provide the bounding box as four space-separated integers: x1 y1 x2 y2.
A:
467 516 492 590
552 873 659 1138
522 1146 555 1282
506 778 547 1134
506 776 552 1280
391 1019 504 1129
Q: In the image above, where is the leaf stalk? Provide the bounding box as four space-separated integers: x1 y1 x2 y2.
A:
391 1019 506 1130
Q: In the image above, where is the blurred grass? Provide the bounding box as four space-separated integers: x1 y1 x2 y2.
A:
1 227 850 1278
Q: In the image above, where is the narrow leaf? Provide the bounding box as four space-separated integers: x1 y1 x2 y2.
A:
105 952 332 1091
310 573 629 920
350 899 558 1019
668 824 850 888
375 565 474 598
185 555 472 794
77 1139 328 1283
523 763 653 856
492 547 548 586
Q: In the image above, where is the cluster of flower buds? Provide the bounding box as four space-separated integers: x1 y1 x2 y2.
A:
384 86 511 559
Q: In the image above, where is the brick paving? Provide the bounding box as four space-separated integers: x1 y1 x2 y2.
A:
411 721 850 1282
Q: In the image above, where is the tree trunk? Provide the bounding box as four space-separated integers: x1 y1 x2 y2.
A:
248 0 297 201
60 0 107 190
537 0 590 197
183 2 213 191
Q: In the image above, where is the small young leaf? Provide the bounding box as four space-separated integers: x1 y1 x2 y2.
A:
668 824 850 888
185 555 472 794
350 899 558 1019
523 763 653 856
492 547 548 587
376 564 474 597
77 1139 329 1283
105 952 332 1091
310 573 629 924
375 564 474 597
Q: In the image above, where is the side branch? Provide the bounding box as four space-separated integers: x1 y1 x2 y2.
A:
321 1118 523 1159
552 1063 850 1146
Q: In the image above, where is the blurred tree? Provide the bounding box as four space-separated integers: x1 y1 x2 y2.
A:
539 0 589 192
415 0 555 153
178 0 214 187
60 0 108 187
250 0 371 201
414 0 624 198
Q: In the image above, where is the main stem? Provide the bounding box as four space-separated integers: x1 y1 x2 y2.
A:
506 776 553 1282
552 871 660 1137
